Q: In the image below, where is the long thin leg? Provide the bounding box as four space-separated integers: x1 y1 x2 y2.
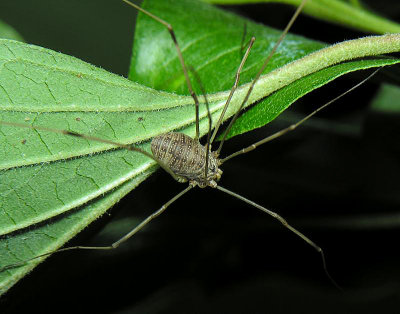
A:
221 68 380 164
121 0 201 139
0 121 180 182
209 36 256 146
0 185 193 272
216 185 341 289
217 0 308 156
187 66 213 180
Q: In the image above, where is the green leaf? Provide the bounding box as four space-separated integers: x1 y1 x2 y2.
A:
131 0 400 140
1 0 400 295
202 0 400 34
0 20 24 42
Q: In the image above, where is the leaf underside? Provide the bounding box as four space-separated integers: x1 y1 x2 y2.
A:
0 0 400 294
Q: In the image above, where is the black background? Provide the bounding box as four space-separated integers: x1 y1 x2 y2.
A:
1 0 400 313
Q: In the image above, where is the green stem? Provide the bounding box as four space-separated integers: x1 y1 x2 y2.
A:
203 0 400 34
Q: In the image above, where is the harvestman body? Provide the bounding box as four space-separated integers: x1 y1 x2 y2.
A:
0 0 379 287
152 133 222 188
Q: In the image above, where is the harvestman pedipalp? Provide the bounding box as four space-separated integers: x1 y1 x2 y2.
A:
0 0 382 287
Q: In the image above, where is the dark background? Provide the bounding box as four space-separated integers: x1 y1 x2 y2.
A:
1 0 400 313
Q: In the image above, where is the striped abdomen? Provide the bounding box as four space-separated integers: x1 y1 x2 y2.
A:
151 132 220 186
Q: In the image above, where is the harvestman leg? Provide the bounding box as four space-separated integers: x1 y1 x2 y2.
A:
221 68 380 164
0 186 193 271
215 0 308 155
213 70 382 289
192 37 256 178
209 36 256 146
121 0 202 139
217 184 342 289
0 121 181 182
215 185 338 287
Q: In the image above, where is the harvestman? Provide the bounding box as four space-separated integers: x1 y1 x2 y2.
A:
0 0 378 285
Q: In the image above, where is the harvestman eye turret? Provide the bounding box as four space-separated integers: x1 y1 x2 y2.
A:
0 0 382 288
